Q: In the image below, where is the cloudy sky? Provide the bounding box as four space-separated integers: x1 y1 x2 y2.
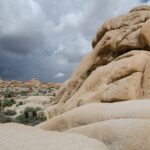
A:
0 0 149 82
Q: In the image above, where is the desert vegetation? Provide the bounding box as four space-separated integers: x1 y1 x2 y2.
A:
14 106 46 126
0 79 61 126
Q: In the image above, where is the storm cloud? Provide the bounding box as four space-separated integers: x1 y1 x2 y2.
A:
0 0 149 82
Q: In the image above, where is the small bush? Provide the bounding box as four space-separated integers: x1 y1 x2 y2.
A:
24 107 37 114
14 106 46 126
4 109 16 116
0 99 16 107
36 107 41 111
20 91 29 96
14 114 27 124
16 101 24 107
0 112 12 123
4 91 15 98
14 113 46 126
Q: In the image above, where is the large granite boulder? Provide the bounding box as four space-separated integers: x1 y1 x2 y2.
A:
37 100 150 131
44 5 150 118
2 5 150 150
66 119 150 150
0 123 108 150
36 5 150 150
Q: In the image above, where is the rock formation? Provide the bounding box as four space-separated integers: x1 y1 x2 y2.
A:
66 119 150 150
36 5 150 150
37 100 150 131
44 5 150 118
0 123 108 150
1 5 150 150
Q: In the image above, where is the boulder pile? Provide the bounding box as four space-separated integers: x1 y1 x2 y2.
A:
37 5 150 150
1 5 150 150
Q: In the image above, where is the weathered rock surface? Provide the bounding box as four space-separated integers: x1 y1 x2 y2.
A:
43 5 150 118
46 50 150 117
35 5 150 150
37 100 150 131
0 123 108 150
2 5 150 150
66 119 150 150
56 5 150 100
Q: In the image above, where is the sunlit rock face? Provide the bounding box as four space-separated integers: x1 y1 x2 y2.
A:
2 5 150 150
43 5 150 118
36 6 150 148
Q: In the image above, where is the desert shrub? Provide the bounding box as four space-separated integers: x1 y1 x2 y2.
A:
14 106 46 126
16 101 24 107
24 107 37 114
14 114 27 124
0 112 12 123
19 101 24 105
4 109 16 116
1 99 16 107
35 107 41 111
20 91 29 96
4 91 15 98
33 93 40 96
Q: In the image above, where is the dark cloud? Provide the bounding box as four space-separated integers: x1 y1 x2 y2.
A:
140 0 149 2
0 34 44 55
0 0 148 82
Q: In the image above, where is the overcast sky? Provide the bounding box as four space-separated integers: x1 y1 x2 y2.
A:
0 0 149 82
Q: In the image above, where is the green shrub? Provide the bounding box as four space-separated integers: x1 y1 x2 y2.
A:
14 114 27 124
35 107 41 111
4 109 16 116
33 93 40 96
14 106 46 126
16 101 24 107
14 113 46 126
20 91 29 96
4 91 15 98
0 112 12 123
24 107 36 114
0 99 16 107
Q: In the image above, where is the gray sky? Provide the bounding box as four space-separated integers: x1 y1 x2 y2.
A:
0 0 149 82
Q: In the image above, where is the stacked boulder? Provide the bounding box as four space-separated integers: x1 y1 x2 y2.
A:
37 5 150 150
43 5 150 117
1 5 150 150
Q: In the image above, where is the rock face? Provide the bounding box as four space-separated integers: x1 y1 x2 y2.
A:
45 5 150 117
2 5 150 150
66 119 150 150
0 123 108 150
37 100 150 131
35 5 150 150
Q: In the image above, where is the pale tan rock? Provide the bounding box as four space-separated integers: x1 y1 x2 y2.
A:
66 119 150 150
46 51 150 117
140 19 150 48
92 5 150 49
130 5 150 12
0 123 108 150
37 100 150 131
53 6 150 118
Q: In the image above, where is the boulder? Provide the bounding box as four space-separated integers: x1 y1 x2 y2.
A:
0 123 108 150
45 50 150 117
66 119 150 150
55 5 150 105
37 100 150 131
46 5 150 118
